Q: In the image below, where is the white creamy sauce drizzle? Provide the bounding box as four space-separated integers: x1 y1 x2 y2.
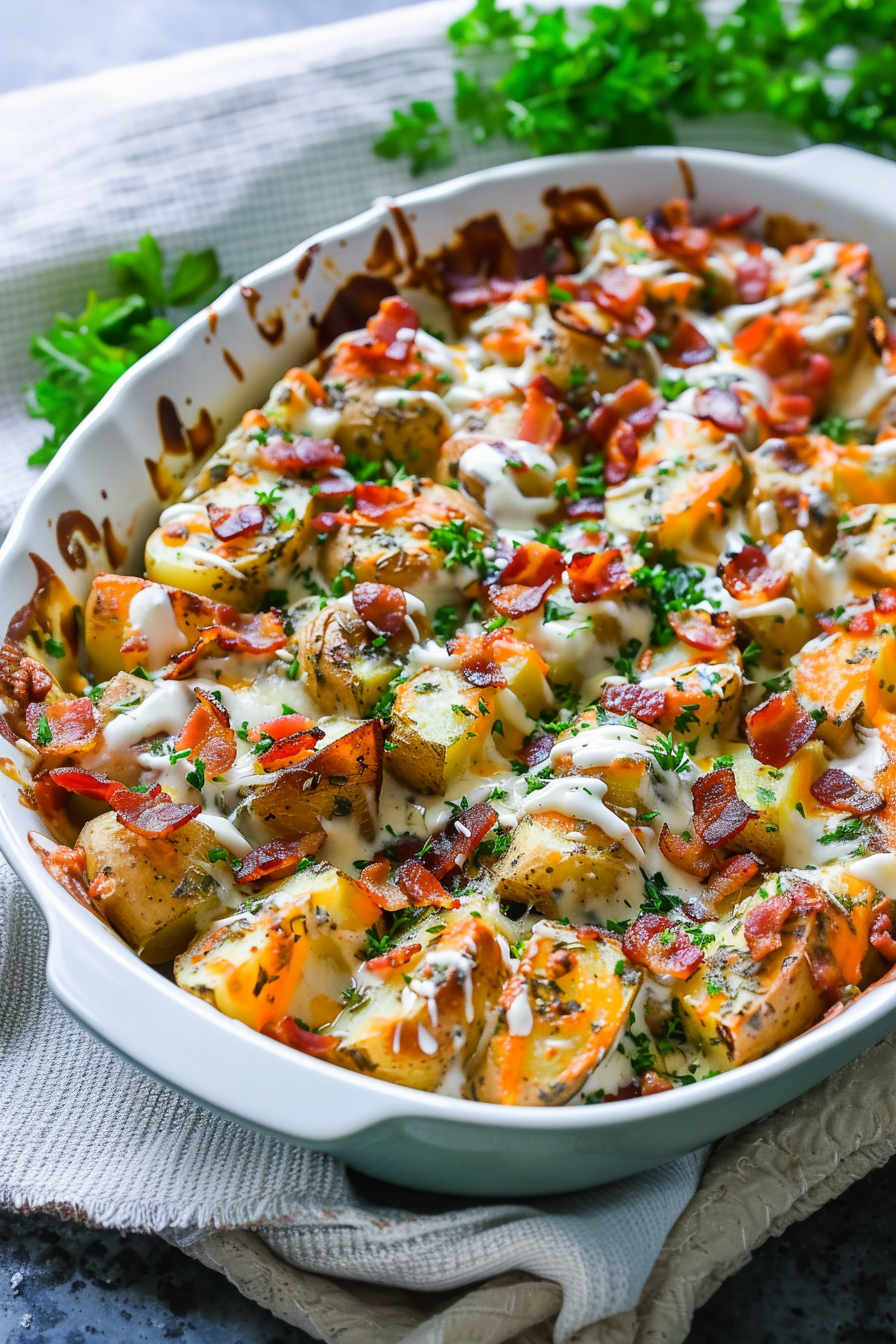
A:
126 587 188 668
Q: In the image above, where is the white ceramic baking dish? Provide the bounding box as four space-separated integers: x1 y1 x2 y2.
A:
3 144 896 1197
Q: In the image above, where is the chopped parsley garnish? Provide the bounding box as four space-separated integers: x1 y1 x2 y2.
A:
428 517 488 575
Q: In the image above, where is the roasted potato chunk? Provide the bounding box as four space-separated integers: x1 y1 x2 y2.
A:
490 813 639 920
468 920 640 1105
327 915 505 1091
727 741 828 866
80 813 225 963
327 378 450 475
387 668 497 794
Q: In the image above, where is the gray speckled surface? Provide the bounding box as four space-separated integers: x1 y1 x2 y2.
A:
1 4 891 1340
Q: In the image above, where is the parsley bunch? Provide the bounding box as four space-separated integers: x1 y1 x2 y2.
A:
26 234 228 466
375 0 896 175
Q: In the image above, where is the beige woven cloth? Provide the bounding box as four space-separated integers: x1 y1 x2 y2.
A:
178 1032 896 1342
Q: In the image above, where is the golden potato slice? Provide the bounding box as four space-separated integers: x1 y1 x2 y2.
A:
80 812 225 963
468 920 640 1105
175 862 382 1031
327 915 506 1091
387 668 497 794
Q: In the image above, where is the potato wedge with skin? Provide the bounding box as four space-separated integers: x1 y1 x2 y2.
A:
175 862 383 1031
295 602 416 717
248 719 384 841
794 622 896 750
85 575 219 680
325 377 450 475
528 312 655 396
550 710 657 815
727 741 828 866
387 668 497 795
326 916 506 1091
80 813 225 964
468 921 640 1105
744 434 841 553
490 813 640 920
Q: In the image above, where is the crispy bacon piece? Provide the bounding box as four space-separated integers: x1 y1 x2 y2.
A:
29 835 93 910
623 912 704 979
174 689 237 775
646 199 712 260
659 824 714 878
207 502 266 542
593 267 645 321
396 859 454 907
640 1070 675 1095
624 304 657 341
256 729 325 771
691 768 757 847
355 295 421 367
567 549 634 603
422 802 497 879
518 377 563 449
666 318 715 368
704 853 761 904
234 832 326 884
743 894 793 961
352 482 413 524
248 713 316 742
566 495 605 521
870 910 896 963
358 860 408 911
517 734 555 767
745 691 815 768
666 608 736 651
26 698 98 756
0 642 52 706
48 767 200 839
604 420 639 487
259 436 344 477
261 1016 339 1056
877 589 896 613
48 767 130 804
352 581 408 636
489 541 565 618
709 205 760 232
693 386 746 434
720 545 789 602
586 380 659 488
365 943 422 975
600 682 667 724
735 255 771 304
460 656 506 688
164 607 287 679
810 768 884 817
448 277 516 309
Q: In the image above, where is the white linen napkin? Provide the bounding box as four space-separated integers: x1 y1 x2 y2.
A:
0 5 810 1338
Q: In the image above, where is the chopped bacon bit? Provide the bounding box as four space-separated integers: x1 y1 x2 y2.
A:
259 436 344 477
567 548 634 603
745 691 815 768
743 893 794 961
352 581 408 636
552 302 607 339
593 267 645 322
877 589 896 614
174 689 237 775
602 1081 642 1102
646 200 712 260
423 802 498 879
518 377 564 449
693 386 746 434
640 1070 675 1096
625 305 657 342
604 420 640 487
49 767 127 804
600 682 666 724
117 796 201 839
691 768 757 847
447 277 516 309
460 656 506 688
704 853 761 903
489 541 565 618
735 255 771 304
207 502 266 542
261 1017 338 1056
710 205 761 232
164 606 287 678
625 393 664 436
366 943 422 974
26 698 97 756
352 482 413 524
720 545 790 603
396 859 454 907
358 860 408 911
761 391 814 436
666 318 715 368
666 608 737 651
810 768 884 817
659 824 715 879
367 294 420 349
29 835 93 910
870 910 896 963
566 495 605 521
517 734 555 767
0 642 52 705
248 713 316 742
311 510 351 534
623 912 704 979
235 832 326 884
256 729 325 771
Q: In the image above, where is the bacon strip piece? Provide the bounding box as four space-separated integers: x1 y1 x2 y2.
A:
256 730 325 771
623 912 704 979
600 683 666 724
810 768 884 817
593 267 645 321
659 824 714 878
870 910 896 963
118 795 202 839
174 689 237 774
645 199 711 260
422 802 497 879
704 853 761 904
26 698 98 757
235 832 326 884
358 858 457 911
207 503 265 542
743 881 826 961
352 482 413 524
48 767 199 839
352 581 408 636
163 605 287 679
259 436 344 476
745 691 815 768
667 608 736 651
693 387 746 434
518 376 563 449
692 768 757 847
262 1016 339 1056
567 549 634 603
490 541 565 618
666 318 715 368
720 545 789 602
365 943 422 975
517 734 555 767
248 713 317 742
735 255 771 304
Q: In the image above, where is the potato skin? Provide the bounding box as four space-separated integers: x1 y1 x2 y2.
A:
387 667 496 795
327 377 449 475
528 315 654 395
296 604 401 717
490 813 638 920
80 813 224 963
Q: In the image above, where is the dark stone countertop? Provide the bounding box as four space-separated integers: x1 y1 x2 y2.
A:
2 4 891 1341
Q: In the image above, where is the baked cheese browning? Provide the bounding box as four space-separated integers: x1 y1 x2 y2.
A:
10 193 896 1107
